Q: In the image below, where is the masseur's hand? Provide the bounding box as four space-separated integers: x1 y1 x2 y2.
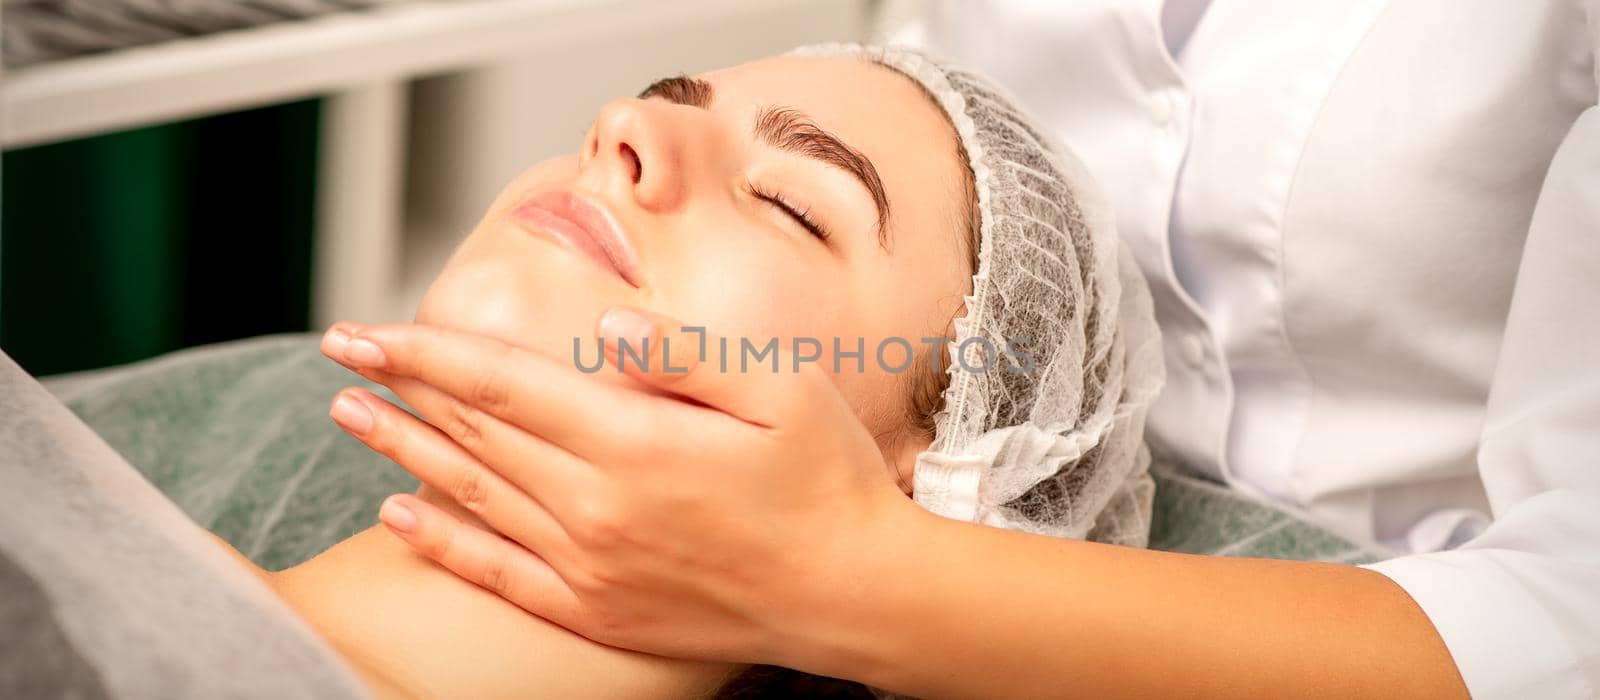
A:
319 309 920 665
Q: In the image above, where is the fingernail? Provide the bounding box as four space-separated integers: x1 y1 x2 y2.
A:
380 497 417 534
600 307 654 344
324 328 350 354
330 393 374 435
344 338 387 368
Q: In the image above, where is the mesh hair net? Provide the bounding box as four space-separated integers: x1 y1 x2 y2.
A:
791 44 1166 546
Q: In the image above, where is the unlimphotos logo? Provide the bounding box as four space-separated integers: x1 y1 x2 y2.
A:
573 327 1035 375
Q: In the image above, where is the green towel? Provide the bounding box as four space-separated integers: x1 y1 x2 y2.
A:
1147 463 1382 563
41 334 1384 570
43 334 415 571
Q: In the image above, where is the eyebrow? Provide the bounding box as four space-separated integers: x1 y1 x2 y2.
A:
639 75 892 247
637 75 713 109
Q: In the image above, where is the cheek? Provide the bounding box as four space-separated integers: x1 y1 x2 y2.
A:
415 256 665 396
413 153 602 350
416 235 626 364
651 244 914 432
415 253 550 349
657 242 854 346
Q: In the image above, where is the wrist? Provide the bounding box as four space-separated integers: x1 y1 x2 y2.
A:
768 496 955 688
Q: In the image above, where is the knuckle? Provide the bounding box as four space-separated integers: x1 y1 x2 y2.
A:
589 608 628 640
567 566 604 597
444 398 485 450
469 367 510 410
574 600 625 642
450 470 490 513
570 562 621 599
570 498 625 550
589 560 628 590
424 525 455 562
479 554 515 598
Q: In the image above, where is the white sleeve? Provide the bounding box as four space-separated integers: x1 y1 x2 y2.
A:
1362 8 1600 697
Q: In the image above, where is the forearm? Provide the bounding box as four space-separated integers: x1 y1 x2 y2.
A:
792 507 1470 699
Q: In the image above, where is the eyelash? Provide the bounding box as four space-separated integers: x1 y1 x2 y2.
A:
744 179 831 242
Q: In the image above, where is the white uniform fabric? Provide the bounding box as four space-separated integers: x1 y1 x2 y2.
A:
792 44 1167 547
894 1 1600 698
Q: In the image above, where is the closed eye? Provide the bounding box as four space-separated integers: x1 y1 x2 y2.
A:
636 74 884 249
745 179 831 242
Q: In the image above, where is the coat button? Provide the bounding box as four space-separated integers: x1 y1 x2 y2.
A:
1151 91 1186 130
1150 94 1174 125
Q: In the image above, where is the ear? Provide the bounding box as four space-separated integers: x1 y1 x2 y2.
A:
884 432 932 497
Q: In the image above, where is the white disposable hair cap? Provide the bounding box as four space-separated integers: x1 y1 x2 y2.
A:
789 43 1166 546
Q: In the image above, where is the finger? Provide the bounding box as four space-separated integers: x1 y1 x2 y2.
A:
350 373 608 519
321 321 366 367
597 306 844 428
330 386 575 553
339 323 738 461
378 493 585 627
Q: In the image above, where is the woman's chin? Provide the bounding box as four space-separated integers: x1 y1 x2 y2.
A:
413 269 670 398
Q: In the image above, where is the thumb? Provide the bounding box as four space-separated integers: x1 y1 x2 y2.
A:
595 306 838 428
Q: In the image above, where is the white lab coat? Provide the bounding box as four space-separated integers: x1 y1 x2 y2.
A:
899 1 1600 697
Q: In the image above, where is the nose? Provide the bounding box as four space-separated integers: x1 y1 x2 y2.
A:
580 98 686 212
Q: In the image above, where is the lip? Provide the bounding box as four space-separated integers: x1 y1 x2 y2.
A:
508 190 642 287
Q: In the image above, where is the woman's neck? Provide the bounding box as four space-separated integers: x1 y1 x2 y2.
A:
255 494 735 699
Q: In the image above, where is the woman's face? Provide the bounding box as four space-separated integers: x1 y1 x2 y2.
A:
416 55 971 474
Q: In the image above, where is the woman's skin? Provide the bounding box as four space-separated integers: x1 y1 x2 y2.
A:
237 524 735 698
317 64 1478 700
220 53 977 699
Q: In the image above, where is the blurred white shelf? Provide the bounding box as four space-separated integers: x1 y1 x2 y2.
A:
1 0 868 148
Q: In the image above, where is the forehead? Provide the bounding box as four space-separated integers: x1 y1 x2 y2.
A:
700 55 969 252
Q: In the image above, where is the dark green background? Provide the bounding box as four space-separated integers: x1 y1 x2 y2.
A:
1 99 322 377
